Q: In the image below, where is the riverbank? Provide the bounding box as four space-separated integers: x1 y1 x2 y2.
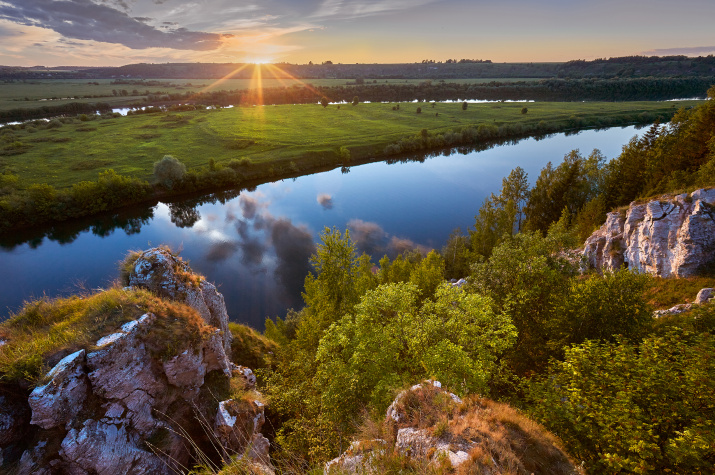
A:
0 100 701 232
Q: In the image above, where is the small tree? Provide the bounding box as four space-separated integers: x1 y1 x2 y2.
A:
352 96 359 106
521 107 528 114
320 98 329 108
153 155 186 189
462 101 468 111
416 107 422 114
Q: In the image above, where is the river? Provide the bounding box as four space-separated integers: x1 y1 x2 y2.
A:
0 126 644 329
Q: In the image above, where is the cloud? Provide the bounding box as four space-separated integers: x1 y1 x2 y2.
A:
206 241 239 262
347 219 387 255
270 218 315 305
312 0 436 19
346 218 432 257
0 0 231 50
317 193 333 210
239 194 261 219
240 237 266 267
388 236 430 256
640 46 715 56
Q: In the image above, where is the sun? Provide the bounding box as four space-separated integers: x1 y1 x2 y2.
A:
250 58 272 64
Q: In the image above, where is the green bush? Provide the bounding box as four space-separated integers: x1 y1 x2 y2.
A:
153 155 186 189
529 330 715 474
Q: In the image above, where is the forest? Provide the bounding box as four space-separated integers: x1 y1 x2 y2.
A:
255 87 715 473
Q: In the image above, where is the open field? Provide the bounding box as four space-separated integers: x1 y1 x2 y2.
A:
0 78 544 113
0 100 701 190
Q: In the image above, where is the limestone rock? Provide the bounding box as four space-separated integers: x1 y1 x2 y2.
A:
386 380 460 423
29 350 88 430
325 440 387 474
59 419 165 475
232 364 257 390
329 381 579 474
215 398 273 470
584 189 715 277
696 288 714 304
127 247 232 351
163 349 206 389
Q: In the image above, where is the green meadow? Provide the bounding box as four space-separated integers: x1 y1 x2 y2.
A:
0 99 700 191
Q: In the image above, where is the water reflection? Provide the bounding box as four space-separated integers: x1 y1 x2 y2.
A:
0 126 647 329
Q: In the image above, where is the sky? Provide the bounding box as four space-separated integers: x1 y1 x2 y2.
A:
0 0 714 67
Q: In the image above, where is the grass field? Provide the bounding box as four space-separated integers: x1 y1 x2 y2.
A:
0 100 701 191
0 78 543 113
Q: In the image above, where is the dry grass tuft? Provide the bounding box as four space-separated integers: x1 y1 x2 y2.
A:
645 275 715 309
0 285 212 385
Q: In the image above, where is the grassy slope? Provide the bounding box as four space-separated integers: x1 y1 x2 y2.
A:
2 100 701 190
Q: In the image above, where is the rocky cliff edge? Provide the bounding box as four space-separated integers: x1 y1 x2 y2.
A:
583 188 715 277
0 247 272 474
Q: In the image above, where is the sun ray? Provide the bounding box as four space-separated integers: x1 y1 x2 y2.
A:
263 63 332 104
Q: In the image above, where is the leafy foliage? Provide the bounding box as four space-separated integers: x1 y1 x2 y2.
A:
153 154 187 189
315 282 515 433
529 330 715 474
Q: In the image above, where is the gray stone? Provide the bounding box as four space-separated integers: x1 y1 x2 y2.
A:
696 288 714 304
59 419 167 475
29 350 88 430
127 247 232 352
584 189 715 277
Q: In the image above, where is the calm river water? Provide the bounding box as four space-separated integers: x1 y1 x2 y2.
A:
0 126 644 329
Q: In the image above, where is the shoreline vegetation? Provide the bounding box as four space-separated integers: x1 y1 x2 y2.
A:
0 99 702 233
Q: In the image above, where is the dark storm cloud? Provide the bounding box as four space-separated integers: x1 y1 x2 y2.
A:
0 0 231 50
271 218 315 301
206 241 239 262
317 193 333 210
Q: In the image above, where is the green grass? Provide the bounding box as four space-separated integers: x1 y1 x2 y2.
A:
0 285 210 385
646 276 715 309
0 100 701 191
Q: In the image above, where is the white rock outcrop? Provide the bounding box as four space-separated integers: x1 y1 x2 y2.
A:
4 248 272 474
583 189 715 277
127 247 232 351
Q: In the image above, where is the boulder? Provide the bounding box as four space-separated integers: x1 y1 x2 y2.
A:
59 419 165 475
696 288 714 304
325 440 387 474
127 247 232 351
584 189 715 277
328 381 579 475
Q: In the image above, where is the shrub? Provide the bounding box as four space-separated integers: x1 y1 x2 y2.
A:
153 155 186 189
416 107 422 114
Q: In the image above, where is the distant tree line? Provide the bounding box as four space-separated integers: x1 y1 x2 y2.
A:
3 55 714 81
132 77 714 109
0 102 113 123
